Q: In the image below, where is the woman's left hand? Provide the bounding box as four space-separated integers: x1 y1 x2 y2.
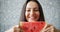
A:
40 24 55 32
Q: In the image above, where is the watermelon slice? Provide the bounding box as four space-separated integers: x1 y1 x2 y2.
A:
19 21 46 32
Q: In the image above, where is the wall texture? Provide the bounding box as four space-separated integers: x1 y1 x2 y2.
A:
0 0 60 32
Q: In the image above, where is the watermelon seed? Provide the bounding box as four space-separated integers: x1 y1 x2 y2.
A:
41 23 43 25
31 29 33 32
34 27 35 29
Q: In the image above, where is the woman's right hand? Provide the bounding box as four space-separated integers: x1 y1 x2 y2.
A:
14 26 24 32
14 27 20 32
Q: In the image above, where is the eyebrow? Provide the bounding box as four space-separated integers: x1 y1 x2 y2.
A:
34 7 39 9
26 7 39 9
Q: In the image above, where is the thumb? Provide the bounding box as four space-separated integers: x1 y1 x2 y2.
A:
14 25 20 32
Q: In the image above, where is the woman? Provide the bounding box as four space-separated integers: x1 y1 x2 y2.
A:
5 0 60 32
20 0 45 22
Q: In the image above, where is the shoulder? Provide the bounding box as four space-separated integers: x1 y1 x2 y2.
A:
5 25 19 32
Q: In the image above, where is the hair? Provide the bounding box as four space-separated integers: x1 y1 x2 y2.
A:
20 0 45 22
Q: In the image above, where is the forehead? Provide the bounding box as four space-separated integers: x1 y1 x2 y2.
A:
26 1 39 9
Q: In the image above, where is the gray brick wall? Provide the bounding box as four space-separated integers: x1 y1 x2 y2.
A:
0 0 60 32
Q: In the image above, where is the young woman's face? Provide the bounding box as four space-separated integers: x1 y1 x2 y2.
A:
25 1 40 22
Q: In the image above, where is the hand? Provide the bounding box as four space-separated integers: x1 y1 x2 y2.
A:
14 27 20 32
40 24 55 32
14 26 24 32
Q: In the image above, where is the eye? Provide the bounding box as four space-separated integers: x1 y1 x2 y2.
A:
34 9 39 11
26 10 30 12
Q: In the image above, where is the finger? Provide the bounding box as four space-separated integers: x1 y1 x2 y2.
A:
14 27 20 32
42 23 51 30
45 24 52 29
42 23 48 30
45 26 54 32
40 23 48 32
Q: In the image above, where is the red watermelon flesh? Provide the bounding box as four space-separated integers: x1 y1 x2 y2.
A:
19 21 46 32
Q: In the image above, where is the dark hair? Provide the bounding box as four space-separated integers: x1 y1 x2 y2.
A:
20 0 45 22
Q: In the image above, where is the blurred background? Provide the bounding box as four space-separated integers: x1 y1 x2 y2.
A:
0 0 60 32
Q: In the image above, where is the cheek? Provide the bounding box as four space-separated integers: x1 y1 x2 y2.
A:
35 12 40 19
25 12 29 19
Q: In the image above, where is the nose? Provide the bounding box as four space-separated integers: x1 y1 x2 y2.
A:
30 9 34 16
